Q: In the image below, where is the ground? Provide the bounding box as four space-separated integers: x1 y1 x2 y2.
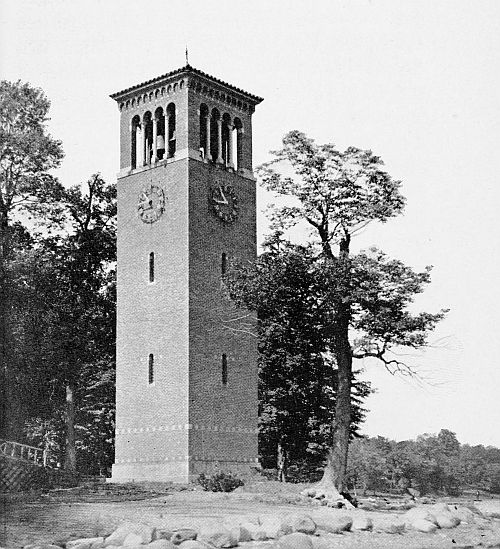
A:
1 482 499 549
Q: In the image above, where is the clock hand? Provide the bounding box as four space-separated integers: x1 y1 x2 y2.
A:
213 186 229 205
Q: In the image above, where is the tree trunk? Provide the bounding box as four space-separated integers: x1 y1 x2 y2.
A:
318 234 353 494
277 438 288 482
0 210 9 438
64 382 77 472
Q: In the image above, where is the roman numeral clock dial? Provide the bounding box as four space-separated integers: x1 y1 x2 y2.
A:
210 184 239 223
138 185 165 223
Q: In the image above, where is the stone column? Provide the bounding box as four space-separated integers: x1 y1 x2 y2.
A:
227 124 234 168
152 117 158 163
216 119 223 164
205 114 211 160
165 111 171 158
140 121 146 166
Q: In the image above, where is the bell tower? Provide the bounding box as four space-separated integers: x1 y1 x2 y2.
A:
109 66 263 483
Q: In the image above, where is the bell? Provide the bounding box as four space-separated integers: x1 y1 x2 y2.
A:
157 135 165 150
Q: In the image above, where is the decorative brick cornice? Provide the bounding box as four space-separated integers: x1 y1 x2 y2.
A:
116 423 258 435
111 64 263 114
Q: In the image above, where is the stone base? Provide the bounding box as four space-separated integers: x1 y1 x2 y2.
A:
109 458 260 484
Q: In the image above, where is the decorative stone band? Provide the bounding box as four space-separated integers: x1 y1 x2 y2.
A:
115 424 259 435
115 456 260 464
117 148 256 181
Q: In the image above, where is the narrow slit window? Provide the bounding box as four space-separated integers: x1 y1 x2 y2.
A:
222 353 228 385
148 354 154 384
221 252 227 276
149 252 155 282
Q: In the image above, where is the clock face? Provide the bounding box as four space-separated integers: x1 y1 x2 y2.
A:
210 184 239 223
138 185 165 223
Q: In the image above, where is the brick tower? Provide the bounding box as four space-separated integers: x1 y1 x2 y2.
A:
109 66 263 483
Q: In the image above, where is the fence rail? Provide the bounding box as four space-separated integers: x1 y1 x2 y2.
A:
0 439 56 468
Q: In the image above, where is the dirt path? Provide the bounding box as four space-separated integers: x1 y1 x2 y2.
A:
2 491 499 549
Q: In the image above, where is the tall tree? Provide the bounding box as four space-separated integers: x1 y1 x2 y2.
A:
0 80 64 436
243 131 446 496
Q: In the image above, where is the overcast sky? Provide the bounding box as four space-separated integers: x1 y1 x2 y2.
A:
2 0 499 447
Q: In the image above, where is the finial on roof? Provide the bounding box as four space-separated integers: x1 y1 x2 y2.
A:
185 46 189 67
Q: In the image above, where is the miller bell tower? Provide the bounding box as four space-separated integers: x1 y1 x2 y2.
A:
110 65 263 482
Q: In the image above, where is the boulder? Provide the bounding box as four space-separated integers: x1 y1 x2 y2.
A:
170 530 198 545
24 546 63 549
198 527 238 548
435 513 460 529
147 541 175 549
176 542 211 549
412 519 438 533
123 533 144 547
153 530 174 541
281 514 316 535
450 506 477 524
351 517 373 531
276 533 314 549
315 515 352 534
403 507 438 526
227 525 252 543
376 519 406 534
259 516 292 539
238 522 268 541
105 523 155 546
66 538 104 549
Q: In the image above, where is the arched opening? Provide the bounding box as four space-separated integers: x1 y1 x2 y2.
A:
233 118 243 171
131 115 141 169
143 111 153 166
154 107 165 161
149 252 155 283
221 353 228 385
199 103 209 159
210 108 220 163
148 354 154 384
166 103 176 158
222 113 231 166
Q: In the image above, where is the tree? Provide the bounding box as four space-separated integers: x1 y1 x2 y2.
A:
239 131 447 496
0 80 64 436
227 236 371 481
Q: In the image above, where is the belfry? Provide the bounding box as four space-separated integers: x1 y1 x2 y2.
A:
109 65 263 482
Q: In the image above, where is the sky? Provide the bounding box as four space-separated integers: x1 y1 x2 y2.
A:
1 0 499 447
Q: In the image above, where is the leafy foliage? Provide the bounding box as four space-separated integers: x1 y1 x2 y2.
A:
197 472 244 492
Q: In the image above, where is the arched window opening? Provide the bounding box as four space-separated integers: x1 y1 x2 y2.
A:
233 118 243 171
166 103 176 158
131 115 141 169
210 108 220 163
199 104 209 159
154 107 165 161
221 252 227 276
143 112 153 166
222 113 232 167
222 354 228 385
149 252 155 283
148 354 154 384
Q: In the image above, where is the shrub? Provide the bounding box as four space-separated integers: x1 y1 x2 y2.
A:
197 472 244 492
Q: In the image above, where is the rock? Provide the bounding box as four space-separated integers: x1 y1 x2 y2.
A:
403 506 438 526
316 515 352 534
377 519 406 534
281 514 316 535
238 522 268 541
435 513 460 528
357 501 376 511
24 546 63 549
177 542 211 549
227 525 252 543
276 533 313 549
407 487 420 498
66 539 104 549
123 533 144 547
412 519 438 533
147 541 175 549
260 516 292 539
450 506 477 524
170 530 198 545
105 523 155 546
198 528 238 548
153 530 174 541
352 517 373 531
